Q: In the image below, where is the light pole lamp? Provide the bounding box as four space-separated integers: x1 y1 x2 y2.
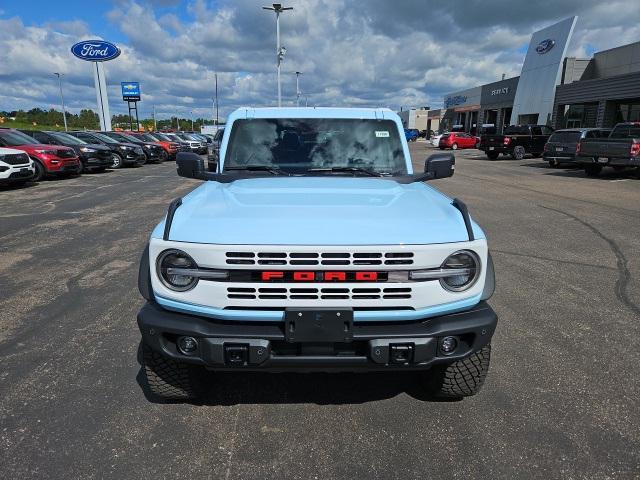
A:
53 73 68 131
262 3 293 107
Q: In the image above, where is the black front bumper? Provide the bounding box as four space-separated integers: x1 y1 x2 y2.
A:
138 301 497 372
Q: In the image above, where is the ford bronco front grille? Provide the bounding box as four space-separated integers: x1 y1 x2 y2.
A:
225 251 414 266
226 286 412 300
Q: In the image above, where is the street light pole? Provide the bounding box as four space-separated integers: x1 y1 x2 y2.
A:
53 73 68 131
295 71 302 107
153 105 157 131
191 111 194 131
263 3 293 107
215 73 219 125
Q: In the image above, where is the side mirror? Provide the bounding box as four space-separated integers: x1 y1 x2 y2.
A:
177 152 207 179
424 153 455 179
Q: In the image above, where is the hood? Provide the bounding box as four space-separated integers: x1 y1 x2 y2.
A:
17 144 74 152
70 143 111 152
161 177 484 245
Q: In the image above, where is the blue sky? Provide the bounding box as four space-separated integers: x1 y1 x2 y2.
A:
1 0 639 119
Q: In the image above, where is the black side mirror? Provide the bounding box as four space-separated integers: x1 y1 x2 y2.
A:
177 152 207 179
424 153 455 179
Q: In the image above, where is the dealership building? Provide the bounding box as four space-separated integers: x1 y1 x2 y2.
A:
441 17 640 134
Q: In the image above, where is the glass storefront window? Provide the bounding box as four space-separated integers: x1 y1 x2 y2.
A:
614 101 640 123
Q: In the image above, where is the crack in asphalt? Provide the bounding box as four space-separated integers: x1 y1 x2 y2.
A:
540 205 640 316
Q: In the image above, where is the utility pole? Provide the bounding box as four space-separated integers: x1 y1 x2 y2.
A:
263 3 293 107
191 111 194 131
153 105 157 130
53 73 68 131
295 71 302 107
215 73 219 125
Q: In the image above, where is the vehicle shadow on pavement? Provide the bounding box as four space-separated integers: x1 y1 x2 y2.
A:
135 367 453 406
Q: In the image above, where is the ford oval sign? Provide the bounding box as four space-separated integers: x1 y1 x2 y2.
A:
535 39 555 54
71 40 121 62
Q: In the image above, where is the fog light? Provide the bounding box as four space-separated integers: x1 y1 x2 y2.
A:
440 336 458 355
177 336 198 354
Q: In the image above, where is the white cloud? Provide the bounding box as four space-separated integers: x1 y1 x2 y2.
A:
0 1 639 120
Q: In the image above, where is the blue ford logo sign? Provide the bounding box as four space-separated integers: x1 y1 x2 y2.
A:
71 40 121 62
535 39 555 54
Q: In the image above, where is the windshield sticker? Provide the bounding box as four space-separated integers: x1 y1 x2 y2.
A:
375 131 390 138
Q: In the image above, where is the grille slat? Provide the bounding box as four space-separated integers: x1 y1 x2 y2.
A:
227 286 411 302
225 251 413 266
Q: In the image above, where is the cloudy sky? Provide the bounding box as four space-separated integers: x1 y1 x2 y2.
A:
1 0 639 121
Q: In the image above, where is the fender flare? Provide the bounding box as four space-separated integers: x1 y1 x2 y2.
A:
481 252 495 301
138 243 154 301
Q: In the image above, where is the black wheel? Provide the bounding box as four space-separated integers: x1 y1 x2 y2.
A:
139 155 148 166
111 153 123 169
77 161 84 175
156 151 168 164
141 343 203 401
31 159 45 181
487 151 499 160
584 164 602 177
511 146 526 160
548 159 559 168
426 345 491 399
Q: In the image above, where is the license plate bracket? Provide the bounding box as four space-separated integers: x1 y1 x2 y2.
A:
285 309 353 343
597 157 609 164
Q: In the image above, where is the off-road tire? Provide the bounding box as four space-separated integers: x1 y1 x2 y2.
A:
427 345 491 399
511 146 526 160
142 343 203 401
487 151 499 160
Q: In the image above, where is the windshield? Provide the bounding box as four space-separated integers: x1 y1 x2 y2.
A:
50 132 86 145
223 118 407 175
549 131 581 143
109 132 142 144
142 134 159 142
91 132 118 143
0 130 39 146
155 133 172 142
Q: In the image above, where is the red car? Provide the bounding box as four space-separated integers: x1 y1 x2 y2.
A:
0 128 81 181
128 132 179 160
438 132 478 150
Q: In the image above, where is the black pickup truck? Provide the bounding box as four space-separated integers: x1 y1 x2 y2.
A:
480 125 554 160
576 122 640 177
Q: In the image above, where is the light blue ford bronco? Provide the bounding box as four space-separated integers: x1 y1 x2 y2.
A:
137 107 497 401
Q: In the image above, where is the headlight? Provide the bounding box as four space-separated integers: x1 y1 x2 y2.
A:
409 250 480 292
80 147 96 153
439 250 480 292
157 249 199 291
119 145 132 150
143 145 151 150
34 149 57 155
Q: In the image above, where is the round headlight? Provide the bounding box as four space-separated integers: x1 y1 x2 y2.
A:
440 250 480 292
157 249 198 291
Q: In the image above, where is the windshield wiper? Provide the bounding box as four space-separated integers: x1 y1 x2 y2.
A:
224 165 289 176
306 167 385 177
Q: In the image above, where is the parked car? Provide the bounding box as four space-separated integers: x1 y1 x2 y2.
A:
430 132 450 146
176 133 207 154
480 125 554 160
20 130 112 174
0 128 80 181
160 132 192 153
576 122 640 177
404 128 419 142
153 132 191 155
137 107 497 402
543 128 612 168
438 132 477 150
127 132 180 160
103 132 167 163
67 131 146 168
207 127 224 171
0 147 35 187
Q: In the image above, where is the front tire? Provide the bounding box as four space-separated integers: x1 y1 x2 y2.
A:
141 343 203 401
32 159 45 181
426 345 491 399
111 153 123 169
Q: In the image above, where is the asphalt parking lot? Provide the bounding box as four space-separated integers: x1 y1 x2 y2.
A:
1 147 639 479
